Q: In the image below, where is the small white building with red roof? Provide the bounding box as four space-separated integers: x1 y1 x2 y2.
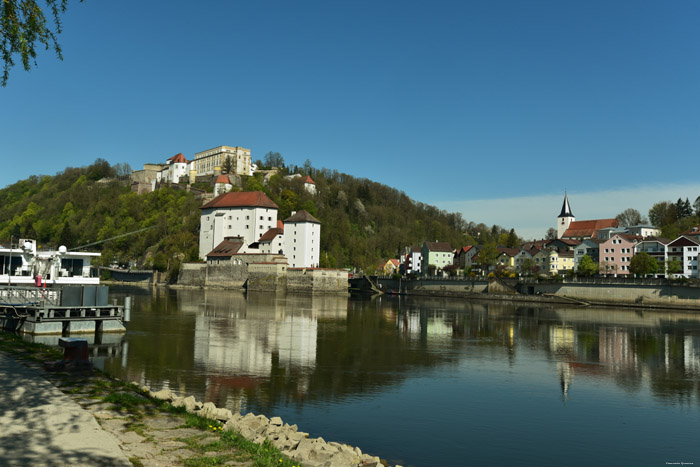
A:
213 174 233 196
301 175 317 195
161 153 190 184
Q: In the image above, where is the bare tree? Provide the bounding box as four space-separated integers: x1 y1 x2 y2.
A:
615 208 648 227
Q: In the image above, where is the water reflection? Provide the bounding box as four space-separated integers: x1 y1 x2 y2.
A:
99 288 700 466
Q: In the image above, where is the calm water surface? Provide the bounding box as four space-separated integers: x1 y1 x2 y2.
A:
93 287 700 466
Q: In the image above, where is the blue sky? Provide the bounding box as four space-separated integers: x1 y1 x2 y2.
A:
1 0 699 239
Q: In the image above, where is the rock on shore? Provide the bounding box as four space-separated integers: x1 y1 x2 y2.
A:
145 386 395 467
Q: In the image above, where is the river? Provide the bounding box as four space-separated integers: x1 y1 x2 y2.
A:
85 287 700 466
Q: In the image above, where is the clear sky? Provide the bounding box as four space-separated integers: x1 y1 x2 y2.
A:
1 0 699 240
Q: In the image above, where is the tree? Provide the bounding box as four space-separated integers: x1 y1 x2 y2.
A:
221 156 234 174
648 201 677 227
629 252 659 277
666 259 683 276
694 196 700 217
1 0 82 86
545 227 558 240
263 151 284 168
577 254 598 277
676 197 693 219
506 229 520 248
113 162 132 177
518 257 536 276
477 243 499 274
616 208 648 227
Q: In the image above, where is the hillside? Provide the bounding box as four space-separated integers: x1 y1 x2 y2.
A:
0 159 516 277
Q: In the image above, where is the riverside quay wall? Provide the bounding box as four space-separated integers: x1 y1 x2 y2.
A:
370 276 700 310
178 259 347 294
530 277 700 309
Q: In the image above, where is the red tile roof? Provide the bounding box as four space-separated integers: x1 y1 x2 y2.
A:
302 176 315 184
682 225 700 237
283 210 321 224
201 191 278 210
258 228 284 243
206 238 244 258
168 153 188 163
215 174 231 184
562 219 618 239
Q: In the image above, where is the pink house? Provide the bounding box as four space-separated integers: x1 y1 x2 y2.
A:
599 233 639 276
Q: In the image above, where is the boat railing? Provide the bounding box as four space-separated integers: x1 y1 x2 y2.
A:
0 287 60 307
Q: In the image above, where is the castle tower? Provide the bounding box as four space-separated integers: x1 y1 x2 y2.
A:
557 192 575 238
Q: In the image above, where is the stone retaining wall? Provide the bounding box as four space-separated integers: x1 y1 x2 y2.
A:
178 263 206 287
287 268 348 294
143 386 395 467
534 282 700 309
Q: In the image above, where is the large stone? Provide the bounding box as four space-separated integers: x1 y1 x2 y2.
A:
214 407 233 422
224 413 243 432
292 438 315 460
325 450 359 466
181 396 202 413
239 414 268 436
199 402 218 420
270 416 283 426
151 389 175 401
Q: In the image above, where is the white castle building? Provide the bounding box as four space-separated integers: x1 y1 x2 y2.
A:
198 191 320 267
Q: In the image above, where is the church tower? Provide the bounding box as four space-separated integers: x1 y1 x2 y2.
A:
557 192 575 238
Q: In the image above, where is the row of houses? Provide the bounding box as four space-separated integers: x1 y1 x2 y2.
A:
380 194 700 279
380 226 700 279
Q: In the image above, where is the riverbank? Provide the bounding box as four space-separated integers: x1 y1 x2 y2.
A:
364 276 700 311
0 333 388 467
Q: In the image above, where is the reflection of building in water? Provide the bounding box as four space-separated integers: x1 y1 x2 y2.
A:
194 313 317 376
684 335 700 375
549 325 575 354
599 327 635 370
399 312 421 336
557 361 573 402
397 311 452 340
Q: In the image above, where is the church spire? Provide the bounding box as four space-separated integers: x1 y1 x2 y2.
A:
558 191 574 218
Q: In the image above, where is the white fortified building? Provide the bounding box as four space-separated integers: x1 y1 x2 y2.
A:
199 191 320 267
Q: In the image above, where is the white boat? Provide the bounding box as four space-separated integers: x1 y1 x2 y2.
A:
0 239 100 287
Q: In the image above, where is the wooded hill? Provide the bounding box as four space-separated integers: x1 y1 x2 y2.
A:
0 159 517 278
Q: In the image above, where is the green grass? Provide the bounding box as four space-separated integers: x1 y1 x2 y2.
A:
183 454 234 467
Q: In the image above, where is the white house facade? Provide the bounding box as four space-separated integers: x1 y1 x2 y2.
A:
199 191 279 260
283 211 321 268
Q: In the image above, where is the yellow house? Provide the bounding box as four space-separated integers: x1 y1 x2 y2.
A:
382 259 400 275
534 249 575 276
496 248 520 271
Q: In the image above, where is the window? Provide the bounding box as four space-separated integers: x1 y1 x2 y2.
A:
246 216 249 220
611 249 615 253
246 225 249 229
